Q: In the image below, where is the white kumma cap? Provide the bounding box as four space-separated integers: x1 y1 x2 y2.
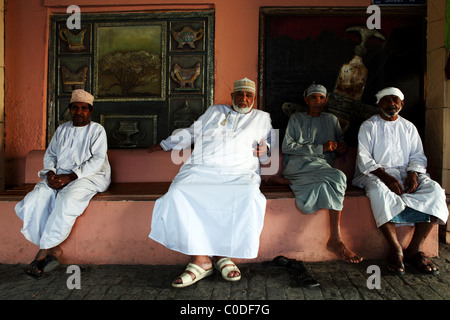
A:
233 78 256 94
70 89 94 106
304 83 327 98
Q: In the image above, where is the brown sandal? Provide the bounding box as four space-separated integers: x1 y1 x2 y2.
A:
405 251 439 275
25 259 46 278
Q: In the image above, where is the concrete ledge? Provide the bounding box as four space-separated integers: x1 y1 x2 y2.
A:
24 149 183 184
0 194 438 265
0 149 438 265
23 148 358 184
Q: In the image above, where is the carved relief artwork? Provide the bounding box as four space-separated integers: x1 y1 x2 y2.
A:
49 12 214 147
169 98 204 134
112 120 146 148
172 26 204 49
100 114 158 148
280 25 385 139
334 55 368 101
59 28 87 52
334 26 385 101
61 65 88 91
326 25 385 129
173 101 198 129
171 62 201 90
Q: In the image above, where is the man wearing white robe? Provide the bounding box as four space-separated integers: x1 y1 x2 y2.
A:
148 78 272 287
15 90 111 277
353 87 448 275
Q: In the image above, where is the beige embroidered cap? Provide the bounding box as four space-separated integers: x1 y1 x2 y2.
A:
233 78 256 94
70 89 94 106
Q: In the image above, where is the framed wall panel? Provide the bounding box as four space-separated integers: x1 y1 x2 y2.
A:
48 10 214 148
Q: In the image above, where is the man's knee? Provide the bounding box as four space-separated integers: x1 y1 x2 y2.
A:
336 169 347 185
32 181 56 198
57 179 97 202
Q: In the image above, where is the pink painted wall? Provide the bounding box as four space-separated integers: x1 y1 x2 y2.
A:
4 0 371 185
0 198 438 265
1 147 439 264
5 0 48 185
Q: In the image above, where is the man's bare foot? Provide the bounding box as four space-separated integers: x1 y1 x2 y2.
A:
404 251 438 274
326 239 362 264
386 249 405 275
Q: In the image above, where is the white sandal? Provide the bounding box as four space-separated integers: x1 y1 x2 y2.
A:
214 257 241 282
171 263 213 288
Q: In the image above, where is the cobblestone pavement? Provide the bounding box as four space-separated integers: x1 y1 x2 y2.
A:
0 243 448 304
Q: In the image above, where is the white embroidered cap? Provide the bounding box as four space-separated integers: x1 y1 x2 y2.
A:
375 87 404 104
304 83 327 98
70 89 94 106
233 78 256 94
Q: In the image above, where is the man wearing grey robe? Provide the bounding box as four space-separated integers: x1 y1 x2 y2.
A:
281 84 361 263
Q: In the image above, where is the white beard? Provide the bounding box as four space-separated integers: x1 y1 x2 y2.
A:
380 108 400 119
232 101 254 114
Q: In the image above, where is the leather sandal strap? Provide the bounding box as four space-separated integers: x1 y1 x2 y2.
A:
215 258 240 277
185 263 205 277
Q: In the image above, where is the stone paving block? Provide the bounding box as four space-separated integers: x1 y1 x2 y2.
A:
0 243 449 301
